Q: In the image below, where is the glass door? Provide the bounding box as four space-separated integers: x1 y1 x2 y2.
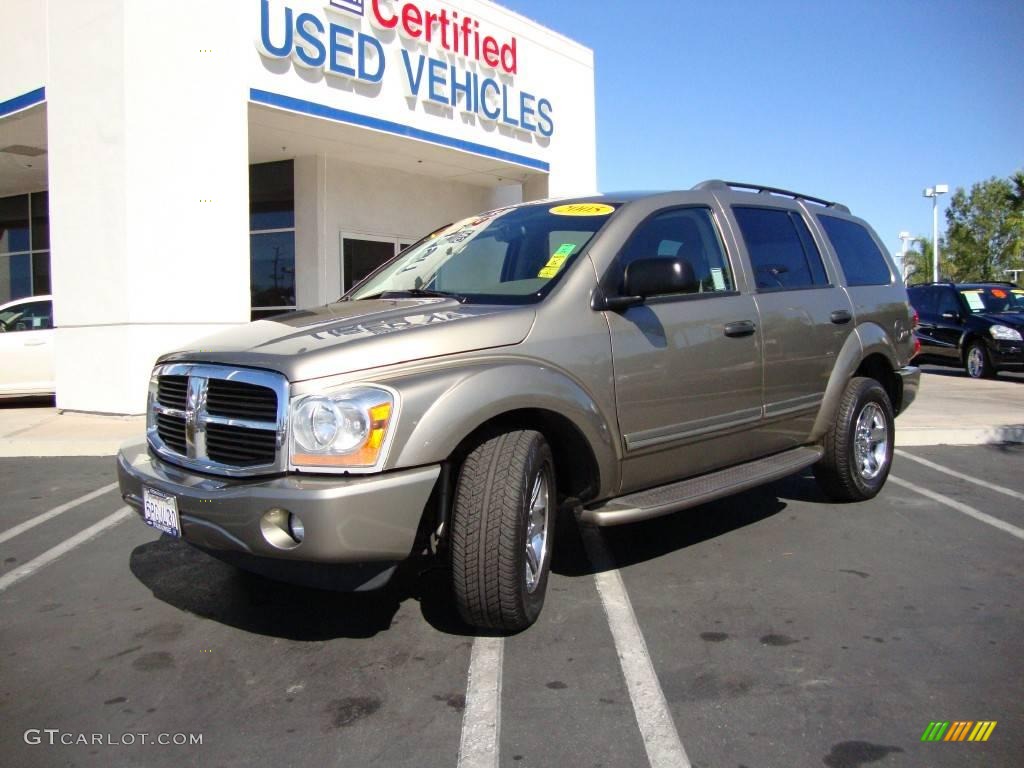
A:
340 234 407 294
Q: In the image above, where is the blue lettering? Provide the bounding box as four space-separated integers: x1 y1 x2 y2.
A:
259 0 292 57
480 79 501 120
519 91 536 133
450 66 474 112
401 50 426 96
537 98 554 137
501 85 519 128
328 23 356 78
427 58 448 105
294 13 325 68
358 34 385 83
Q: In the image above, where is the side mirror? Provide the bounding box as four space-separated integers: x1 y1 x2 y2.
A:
624 258 698 299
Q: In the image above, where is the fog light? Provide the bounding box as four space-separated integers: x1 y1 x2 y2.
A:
288 513 305 543
260 508 301 550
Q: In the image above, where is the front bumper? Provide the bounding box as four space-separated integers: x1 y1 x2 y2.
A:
988 339 1024 369
896 365 920 416
117 440 440 565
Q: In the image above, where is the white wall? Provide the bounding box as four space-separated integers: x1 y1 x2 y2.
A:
48 0 251 413
0 0 48 104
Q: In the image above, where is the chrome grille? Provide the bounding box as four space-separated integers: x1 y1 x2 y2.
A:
147 364 288 477
207 378 278 421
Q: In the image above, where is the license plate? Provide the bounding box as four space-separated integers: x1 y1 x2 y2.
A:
143 486 181 538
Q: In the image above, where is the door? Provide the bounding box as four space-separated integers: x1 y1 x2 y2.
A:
340 235 412 294
0 298 55 395
930 285 967 361
730 206 854 435
605 206 764 491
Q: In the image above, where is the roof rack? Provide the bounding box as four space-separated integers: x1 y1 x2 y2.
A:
693 180 851 214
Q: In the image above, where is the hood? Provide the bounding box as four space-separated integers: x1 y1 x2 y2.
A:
977 312 1024 329
159 299 536 382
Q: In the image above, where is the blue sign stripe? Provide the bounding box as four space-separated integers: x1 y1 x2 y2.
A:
0 87 46 119
249 88 550 173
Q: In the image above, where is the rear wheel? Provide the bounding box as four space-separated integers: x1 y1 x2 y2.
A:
964 340 995 379
449 430 555 632
815 377 894 502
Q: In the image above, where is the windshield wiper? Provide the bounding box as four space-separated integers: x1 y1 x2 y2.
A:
362 288 469 303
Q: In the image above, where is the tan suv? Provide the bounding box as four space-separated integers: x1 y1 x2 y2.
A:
117 181 920 631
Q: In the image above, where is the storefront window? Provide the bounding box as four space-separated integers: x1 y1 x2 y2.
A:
0 191 49 305
249 161 295 319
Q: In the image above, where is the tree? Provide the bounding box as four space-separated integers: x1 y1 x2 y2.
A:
943 174 1024 282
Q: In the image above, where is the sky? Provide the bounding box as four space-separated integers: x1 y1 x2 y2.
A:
502 0 1024 257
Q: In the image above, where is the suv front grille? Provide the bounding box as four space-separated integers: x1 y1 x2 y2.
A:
147 364 288 477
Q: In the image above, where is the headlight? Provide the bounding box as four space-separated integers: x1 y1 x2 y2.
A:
289 385 397 472
989 324 1023 341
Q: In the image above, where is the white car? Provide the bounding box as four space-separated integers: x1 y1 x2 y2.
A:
0 294 55 397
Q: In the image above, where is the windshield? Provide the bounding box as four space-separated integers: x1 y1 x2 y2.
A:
347 202 619 304
960 286 1024 314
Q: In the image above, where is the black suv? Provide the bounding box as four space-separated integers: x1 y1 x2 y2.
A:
907 282 1024 378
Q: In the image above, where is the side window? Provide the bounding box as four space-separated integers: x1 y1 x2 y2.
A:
818 216 892 286
618 207 734 295
0 300 52 332
907 286 935 316
733 207 829 290
935 287 962 317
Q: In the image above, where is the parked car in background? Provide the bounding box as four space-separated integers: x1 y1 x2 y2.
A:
0 295 55 397
907 282 1024 378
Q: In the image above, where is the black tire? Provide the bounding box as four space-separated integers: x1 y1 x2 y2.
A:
449 430 556 632
814 377 895 502
964 340 995 379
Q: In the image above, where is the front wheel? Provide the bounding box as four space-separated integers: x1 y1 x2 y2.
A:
814 377 894 502
964 340 995 379
449 430 556 632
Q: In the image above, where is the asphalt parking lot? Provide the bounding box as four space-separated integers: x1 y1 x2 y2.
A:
1 441 1021 768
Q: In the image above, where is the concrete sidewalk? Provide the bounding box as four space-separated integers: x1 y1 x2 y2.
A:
0 367 1022 457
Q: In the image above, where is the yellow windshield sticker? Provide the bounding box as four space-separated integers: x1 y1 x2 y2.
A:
538 244 577 278
549 203 615 217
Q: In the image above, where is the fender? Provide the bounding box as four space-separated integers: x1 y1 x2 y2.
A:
809 323 899 442
386 360 620 498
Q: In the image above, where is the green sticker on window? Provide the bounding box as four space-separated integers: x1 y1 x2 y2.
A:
538 244 577 278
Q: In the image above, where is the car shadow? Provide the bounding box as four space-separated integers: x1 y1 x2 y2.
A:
552 480 793 577
129 536 484 640
130 476 803 639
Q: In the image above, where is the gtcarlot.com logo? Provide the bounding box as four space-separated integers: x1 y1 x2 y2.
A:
921 721 997 742
24 729 203 746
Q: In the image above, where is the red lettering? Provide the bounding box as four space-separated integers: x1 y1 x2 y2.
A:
424 9 438 43
401 3 422 38
371 0 397 29
500 37 517 75
482 36 499 68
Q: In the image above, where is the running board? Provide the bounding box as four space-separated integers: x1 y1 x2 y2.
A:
580 446 824 526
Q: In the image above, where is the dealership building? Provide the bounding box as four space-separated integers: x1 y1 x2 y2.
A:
0 0 596 413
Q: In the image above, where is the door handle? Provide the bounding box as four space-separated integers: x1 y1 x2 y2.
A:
24 340 47 347
724 320 756 338
830 310 852 325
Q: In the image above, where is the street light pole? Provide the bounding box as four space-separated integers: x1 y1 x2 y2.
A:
923 184 948 282
898 231 921 281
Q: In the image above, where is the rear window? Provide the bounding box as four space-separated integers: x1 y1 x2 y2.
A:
818 216 892 286
733 207 829 290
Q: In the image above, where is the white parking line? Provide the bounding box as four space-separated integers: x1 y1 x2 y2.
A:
457 635 504 768
0 481 120 546
0 507 132 593
894 450 1024 503
581 526 692 768
890 476 1024 541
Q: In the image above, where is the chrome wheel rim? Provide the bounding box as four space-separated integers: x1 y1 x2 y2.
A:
524 470 550 594
967 346 984 377
854 402 889 481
